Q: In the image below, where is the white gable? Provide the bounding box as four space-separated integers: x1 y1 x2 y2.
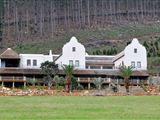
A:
114 38 147 70
56 36 86 69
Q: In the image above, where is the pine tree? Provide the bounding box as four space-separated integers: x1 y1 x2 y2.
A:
107 49 111 55
103 49 107 55
143 41 149 49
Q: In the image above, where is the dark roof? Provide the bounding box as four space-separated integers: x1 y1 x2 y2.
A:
86 61 114 65
0 48 20 59
86 56 114 61
53 54 62 62
113 51 124 62
0 68 41 75
59 70 149 77
86 56 114 65
0 68 149 77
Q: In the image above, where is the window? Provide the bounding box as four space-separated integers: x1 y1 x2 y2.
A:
134 48 137 53
27 59 31 66
69 60 73 66
33 60 37 66
75 60 79 67
137 62 141 68
131 61 135 68
72 47 76 52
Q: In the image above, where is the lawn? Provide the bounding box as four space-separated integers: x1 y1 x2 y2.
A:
0 96 160 120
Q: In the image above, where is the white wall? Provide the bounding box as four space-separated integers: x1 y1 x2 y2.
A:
114 56 124 69
19 53 53 69
56 36 86 69
114 38 147 70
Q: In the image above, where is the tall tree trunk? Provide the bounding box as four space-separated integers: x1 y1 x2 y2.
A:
87 0 90 27
66 77 71 93
124 78 130 93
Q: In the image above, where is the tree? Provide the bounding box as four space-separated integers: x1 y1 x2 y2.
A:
107 49 111 55
62 65 74 93
27 78 37 87
40 61 59 89
93 77 104 90
113 48 117 54
154 41 159 50
143 41 149 49
103 49 107 55
119 63 133 93
54 75 65 88
71 76 78 91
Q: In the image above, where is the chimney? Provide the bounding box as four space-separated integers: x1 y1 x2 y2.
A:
49 50 52 55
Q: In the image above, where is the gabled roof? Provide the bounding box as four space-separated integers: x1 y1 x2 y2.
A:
113 51 124 62
86 55 114 65
0 48 20 59
53 53 62 62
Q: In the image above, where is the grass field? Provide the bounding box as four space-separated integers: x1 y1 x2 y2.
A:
0 96 160 120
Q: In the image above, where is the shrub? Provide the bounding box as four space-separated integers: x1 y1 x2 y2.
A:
77 85 84 90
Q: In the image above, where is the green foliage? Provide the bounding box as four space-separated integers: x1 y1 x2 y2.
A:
43 76 55 89
54 75 65 88
119 64 133 80
119 63 133 93
102 49 107 55
58 76 65 87
111 85 118 92
41 61 59 76
148 76 160 86
93 77 104 90
40 61 59 89
71 77 78 90
27 78 37 86
62 65 74 92
148 57 160 74
92 47 117 55
62 65 74 80
77 84 84 90
139 80 148 92
143 38 160 57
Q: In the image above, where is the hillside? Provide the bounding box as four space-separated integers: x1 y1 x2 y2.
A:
13 23 160 54
1 0 160 51
0 0 160 73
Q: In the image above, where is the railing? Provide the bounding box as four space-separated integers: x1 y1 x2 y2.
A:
77 77 147 85
26 77 43 82
78 77 112 83
0 76 24 82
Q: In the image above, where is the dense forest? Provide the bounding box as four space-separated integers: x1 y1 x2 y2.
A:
1 0 160 49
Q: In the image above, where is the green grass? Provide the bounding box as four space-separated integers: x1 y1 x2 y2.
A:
0 96 160 120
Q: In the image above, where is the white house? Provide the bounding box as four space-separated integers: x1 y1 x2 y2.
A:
55 37 147 71
55 36 86 69
0 37 147 71
114 38 147 70
0 36 148 88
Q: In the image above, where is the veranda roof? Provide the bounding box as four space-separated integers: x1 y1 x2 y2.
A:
0 68 149 77
0 48 20 59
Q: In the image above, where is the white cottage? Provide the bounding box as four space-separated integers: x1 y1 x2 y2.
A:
114 38 147 70
0 37 148 88
56 36 86 69
0 37 147 71
56 37 147 71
